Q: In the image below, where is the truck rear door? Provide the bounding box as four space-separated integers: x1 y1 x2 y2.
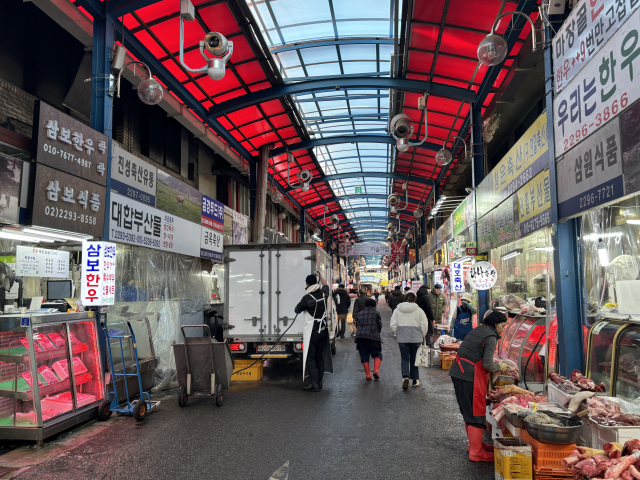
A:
271 247 309 337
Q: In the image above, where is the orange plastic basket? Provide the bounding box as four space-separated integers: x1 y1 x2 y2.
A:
520 428 575 477
441 354 455 370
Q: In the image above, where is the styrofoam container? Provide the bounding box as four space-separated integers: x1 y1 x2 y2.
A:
587 396 640 448
547 383 574 407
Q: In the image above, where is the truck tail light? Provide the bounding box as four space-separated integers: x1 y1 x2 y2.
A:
295 343 303 351
230 343 246 351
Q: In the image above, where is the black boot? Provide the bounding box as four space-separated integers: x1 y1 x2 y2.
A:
304 370 321 392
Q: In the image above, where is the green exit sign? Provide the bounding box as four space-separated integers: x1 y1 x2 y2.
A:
355 186 362 194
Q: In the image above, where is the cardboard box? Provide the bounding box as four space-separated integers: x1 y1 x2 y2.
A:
494 438 532 480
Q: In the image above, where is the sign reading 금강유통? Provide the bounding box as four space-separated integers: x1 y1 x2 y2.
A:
553 7 640 156
81 242 116 306
201 194 224 232
110 142 157 206
556 117 624 220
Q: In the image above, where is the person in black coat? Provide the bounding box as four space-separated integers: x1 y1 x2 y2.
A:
333 284 351 339
416 285 435 345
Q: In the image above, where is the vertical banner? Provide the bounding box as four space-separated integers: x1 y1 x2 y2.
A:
81 242 116 306
232 211 248 245
201 194 224 232
451 261 465 292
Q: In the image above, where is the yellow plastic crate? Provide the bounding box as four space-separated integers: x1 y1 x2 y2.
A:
231 359 264 381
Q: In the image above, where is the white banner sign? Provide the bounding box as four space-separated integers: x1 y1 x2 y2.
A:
411 280 423 295
200 226 223 261
109 192 200 257
339 242 391 256
16 245 68 278
554 0 640 94
110 142 157 206
467 261 497 291
554 8 640 155
451 261 465 292
81 242 116 306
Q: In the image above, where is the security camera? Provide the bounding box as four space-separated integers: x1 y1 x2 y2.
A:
389 114 413 139
331 214 339 223
388 194 401 208
344 233 350 240
179 2 233 81
298 169 313 192
314 228 321 236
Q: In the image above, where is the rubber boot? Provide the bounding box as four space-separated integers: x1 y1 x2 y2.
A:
465 424 469 452
363 363 372 380
467 426 494 462
373 357 382 380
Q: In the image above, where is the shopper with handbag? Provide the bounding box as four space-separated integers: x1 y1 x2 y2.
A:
390 292 429 390
354 298 383 380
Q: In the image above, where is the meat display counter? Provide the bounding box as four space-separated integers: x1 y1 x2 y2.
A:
0 312 103 442
587 317 640 401
497 314 547 392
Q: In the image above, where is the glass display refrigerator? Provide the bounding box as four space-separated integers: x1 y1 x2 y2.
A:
497 314 547 391
587 316 640 401
0 312 103 442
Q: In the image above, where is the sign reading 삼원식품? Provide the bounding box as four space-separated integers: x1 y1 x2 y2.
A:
553 7 640 156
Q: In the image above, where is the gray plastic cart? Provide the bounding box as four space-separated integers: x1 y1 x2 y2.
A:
172 325 235 407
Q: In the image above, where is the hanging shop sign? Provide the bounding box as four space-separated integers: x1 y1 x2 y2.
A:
31 164 106 238
553 0 640 94
0 154 22 224
16 245 68 278
156 169 203 224
451 261 465 292
467 261 498 290
409 249 416 265
32 101 107 186
553 8 640 156
434 270 442 286
621 98 640 197
443 215 453 242
517 169 552 236
557 118 624 219
411 280 423 294
109 192 200 257
466 242 477 257
110 142 157 207
200 226 223 261
232 210 248 245
339 242 391 256
452 197 468 237
391 242 404 256
478 212 493 252
491 196 519 249
201 194 224 232
80 242 116 306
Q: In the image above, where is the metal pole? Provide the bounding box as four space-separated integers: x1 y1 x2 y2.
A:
544 25 584 375
471 104 488 321
300 208 306 243
91 16 114 240
253 145 269 243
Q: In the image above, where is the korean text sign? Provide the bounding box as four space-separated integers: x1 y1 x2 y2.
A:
81 242 116 306
32 164 106 238
200 226 223 261
556 117 624 219
554 0 640 94
109 192 200 257
110 142 157 206
467 262 497 291
451 262 465 292
554 8 640 155
16 246 69 278
201 195 224 232
33 101 108 186
517 169 552 236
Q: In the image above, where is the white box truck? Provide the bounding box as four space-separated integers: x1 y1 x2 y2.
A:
223 243 337 359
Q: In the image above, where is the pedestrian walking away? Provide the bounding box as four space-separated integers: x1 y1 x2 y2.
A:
387 285 405 312
449 293 477 341
449 310 511 462
294 273 334 392
390 292 429 390
333 283 351 339
354 298 383 380
429 283 447 324
373 290 379 303
415 284 435 345
351 288 368 325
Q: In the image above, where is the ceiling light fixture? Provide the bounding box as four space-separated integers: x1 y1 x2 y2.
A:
0 231 50 243
477 11 539 66
115 61 164 106
435 135 469 166
501 248 524 260
22 227 93 242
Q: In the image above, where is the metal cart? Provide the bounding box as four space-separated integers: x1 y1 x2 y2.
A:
172 325 234 407
98 320 159 421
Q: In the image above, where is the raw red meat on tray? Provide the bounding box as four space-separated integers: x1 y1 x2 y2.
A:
46 332 66 348
563 439 640 479
20 372 43 387
19 336 41 352
37 366 60 384
33 333 56 351
52 357 88 380
40 392 96 412
548 369 606 393
60 331 82 346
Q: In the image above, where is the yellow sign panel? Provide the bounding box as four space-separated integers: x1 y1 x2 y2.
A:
492 114 548 197
517 169 551 223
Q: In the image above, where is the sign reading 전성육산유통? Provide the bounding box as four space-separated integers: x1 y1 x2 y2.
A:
553 7 640 156
110 142 157 206
81 242 116 306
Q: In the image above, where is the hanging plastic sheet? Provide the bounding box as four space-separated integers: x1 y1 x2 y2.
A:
112 244 210 389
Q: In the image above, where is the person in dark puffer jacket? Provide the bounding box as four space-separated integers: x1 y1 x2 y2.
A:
354 298 383 380
387 286 405 311
351 288 368 321
333 284 351 339
416 285 435 345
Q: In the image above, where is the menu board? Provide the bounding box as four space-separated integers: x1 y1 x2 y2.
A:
16 245 69 278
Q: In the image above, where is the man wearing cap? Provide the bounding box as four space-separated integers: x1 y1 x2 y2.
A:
429 284 447 324
450 293 478 341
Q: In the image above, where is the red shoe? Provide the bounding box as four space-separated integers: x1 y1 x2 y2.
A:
363 362 372 380
467 426 494 462
465 424 469 452
373 358 382 380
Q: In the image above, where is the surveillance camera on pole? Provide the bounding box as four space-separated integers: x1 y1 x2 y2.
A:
389 96 430 153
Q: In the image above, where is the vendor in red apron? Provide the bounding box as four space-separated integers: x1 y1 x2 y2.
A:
448 310 510 462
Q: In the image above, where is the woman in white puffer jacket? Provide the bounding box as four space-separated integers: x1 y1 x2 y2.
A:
390 292 429 390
